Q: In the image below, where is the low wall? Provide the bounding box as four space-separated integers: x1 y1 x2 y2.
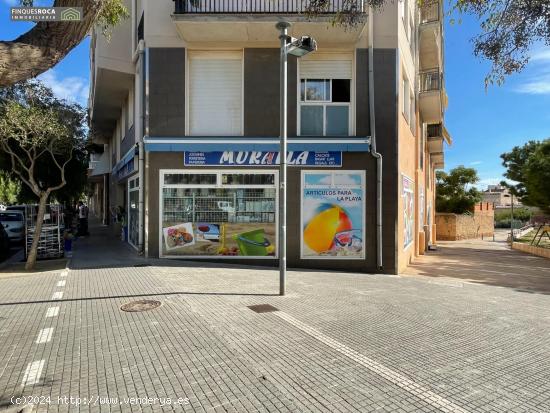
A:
512 242 550 259
436 203 494 241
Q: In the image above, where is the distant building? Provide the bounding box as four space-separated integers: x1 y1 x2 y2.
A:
482 185 522 207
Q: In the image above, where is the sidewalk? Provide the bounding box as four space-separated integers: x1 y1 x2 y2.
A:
404 235 550 293
69 218 147 269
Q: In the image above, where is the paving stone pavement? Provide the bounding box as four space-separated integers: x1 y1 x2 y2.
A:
1 235 550 412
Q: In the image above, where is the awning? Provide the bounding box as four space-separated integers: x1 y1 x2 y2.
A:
143 136 371 152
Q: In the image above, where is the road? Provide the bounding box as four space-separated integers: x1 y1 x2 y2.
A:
0 224 549 412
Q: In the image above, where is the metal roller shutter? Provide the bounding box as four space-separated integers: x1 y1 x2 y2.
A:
189 51 243 136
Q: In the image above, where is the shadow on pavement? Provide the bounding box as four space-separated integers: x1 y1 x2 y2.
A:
0 290 279 306
405 241 550 295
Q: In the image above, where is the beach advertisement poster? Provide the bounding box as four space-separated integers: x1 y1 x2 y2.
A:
402 174 414 250
301 171 365 259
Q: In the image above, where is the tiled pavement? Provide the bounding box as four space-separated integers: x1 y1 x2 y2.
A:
1 230 550 412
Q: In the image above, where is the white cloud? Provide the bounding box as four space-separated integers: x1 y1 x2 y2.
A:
531 48 550 62
514 73 550 95
514 47 550 95
38 70 89 106
469 161 483 166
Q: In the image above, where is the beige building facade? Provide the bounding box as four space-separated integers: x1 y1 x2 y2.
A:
88 0 449 274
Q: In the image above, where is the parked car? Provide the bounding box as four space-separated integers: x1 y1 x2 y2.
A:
0 210 25 244
0 222 10 260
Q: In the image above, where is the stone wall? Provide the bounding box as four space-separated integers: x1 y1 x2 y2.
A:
436 203 494 241
512 242 550 259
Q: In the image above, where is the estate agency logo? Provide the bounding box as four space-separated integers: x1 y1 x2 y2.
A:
10 7 82 22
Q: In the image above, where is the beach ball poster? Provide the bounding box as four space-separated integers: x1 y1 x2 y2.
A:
301 171 365 259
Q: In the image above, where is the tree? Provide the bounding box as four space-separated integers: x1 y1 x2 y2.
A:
1 0 548 87
0 0 128 87
436 166 482 213
0 81 86 270
501 139 550 213
0 171 21 204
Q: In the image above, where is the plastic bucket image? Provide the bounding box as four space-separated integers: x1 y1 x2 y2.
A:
233 229 271 256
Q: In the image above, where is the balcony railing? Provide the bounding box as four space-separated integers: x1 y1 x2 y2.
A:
174 0 365 14
420 0 439 24
427 123 442 138
420 69 441 92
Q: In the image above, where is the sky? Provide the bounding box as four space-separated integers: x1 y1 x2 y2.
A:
1 1 549 189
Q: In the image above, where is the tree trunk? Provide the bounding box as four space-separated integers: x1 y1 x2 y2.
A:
0 0 102 87
25 193 49 271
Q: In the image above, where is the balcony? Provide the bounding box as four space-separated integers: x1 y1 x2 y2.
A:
174 0 365 14
171 0 367 45
88 150 111 178
431 151 444 169
427 123 443 153
419 0 441 70
419 69 443 123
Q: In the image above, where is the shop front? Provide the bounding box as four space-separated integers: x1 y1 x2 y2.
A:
144 139 375 272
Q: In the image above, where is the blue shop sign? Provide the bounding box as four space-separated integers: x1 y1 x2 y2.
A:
116 157 135 180
184 151 342 167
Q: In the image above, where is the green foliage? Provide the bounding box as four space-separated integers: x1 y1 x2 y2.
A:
451 0 550 86
0 81 87 199
501 139 550 214
98 0 130 40
436 166 482 214
0 171 20 204
494 207 532 222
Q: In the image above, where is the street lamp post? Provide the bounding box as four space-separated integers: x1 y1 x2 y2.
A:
275 21 317 296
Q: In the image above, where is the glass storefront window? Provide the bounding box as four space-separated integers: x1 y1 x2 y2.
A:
128 176 139 248
160 171 277 258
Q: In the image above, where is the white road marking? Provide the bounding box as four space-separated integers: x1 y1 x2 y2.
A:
57 280 66 287
22 360 45 386
274 311 469 413
36 328 54 344
51 291 63 300
60 270 68 277
45 307 59 318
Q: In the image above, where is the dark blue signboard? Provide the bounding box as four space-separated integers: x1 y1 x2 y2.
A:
184 151 342 167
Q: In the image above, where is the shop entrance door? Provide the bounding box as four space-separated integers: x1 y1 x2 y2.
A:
128 177 139 248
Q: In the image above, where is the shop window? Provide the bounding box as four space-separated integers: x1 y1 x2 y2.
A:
164 174 217 186
300 78 351 136
160 171 277 258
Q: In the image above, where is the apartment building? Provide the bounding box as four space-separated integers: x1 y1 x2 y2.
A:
88 0 450 274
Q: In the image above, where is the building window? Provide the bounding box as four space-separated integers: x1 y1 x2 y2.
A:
160 170 277 258
402 76 410 123
300 78 351 136
188 51 243 136
409 91 416 133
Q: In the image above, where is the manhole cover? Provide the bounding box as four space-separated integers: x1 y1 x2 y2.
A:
120 300 161 312
248 304 279 313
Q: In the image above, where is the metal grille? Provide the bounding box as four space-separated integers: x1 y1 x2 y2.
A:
163 188 276 225
174 0 366 14
25 204 64 260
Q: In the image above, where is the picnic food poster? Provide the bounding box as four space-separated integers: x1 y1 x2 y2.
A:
301 171 365 259
162 222 276 257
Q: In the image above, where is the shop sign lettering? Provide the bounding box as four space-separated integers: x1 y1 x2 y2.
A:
184 151 342 167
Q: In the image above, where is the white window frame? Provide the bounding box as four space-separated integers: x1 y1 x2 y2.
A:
158 169 279 259
297 55 355 137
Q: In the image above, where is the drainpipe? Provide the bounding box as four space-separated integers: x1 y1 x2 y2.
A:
368 6 384 271
136 39 146 254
